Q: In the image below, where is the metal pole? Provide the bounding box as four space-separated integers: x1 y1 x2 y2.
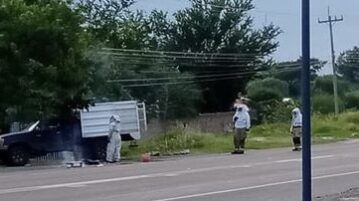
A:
302 0 312 201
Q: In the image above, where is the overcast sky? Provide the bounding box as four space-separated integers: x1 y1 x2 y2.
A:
134 0 359 74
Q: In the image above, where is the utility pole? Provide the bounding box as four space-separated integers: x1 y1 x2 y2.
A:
318 7 343 116
302 1 311 200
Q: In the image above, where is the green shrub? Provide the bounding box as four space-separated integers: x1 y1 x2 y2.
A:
312 92 344 114
141 128 205 154
345 90 359 110
246 78 289 102
341 112 359 124
266 101 295 123
313 76 353 97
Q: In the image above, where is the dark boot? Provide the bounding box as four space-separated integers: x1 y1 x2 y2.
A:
231 149 244 154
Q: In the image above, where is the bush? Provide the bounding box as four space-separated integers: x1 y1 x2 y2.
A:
142 128 205 154
345 90 359 110
313 76 353 97
246 78 290 124
266 101 294 123
341 112 359 124
246 78 289 102
312 92 344 114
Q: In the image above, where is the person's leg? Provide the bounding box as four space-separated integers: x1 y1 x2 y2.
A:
292 127 302 151
113 139 121 162
297 128 302 149
293 137 300 146
234 128 240 150
106 141 114 162
240 129 247 150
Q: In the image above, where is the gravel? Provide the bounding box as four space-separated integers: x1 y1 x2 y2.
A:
315 188 359 201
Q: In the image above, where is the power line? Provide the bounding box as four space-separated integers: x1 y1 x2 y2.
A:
122 76 243 88
110 67 302 86
100 51 261 61
108 55 263 64
122 63 308 75
101 48 268 57
107 69 266 83
109 58 317 69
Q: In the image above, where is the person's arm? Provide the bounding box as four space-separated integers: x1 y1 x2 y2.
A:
290 117 294 133
233 113 238 123
108 124 115 140
246 113 251 131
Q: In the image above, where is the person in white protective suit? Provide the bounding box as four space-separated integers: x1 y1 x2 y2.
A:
290 108 302 151
232 106 251 154
106 115 122 163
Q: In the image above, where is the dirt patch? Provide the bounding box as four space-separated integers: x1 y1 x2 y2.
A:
315 188 359 201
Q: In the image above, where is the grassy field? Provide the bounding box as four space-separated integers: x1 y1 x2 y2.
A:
122 111 359 158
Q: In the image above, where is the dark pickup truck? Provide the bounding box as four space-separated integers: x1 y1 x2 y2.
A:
0 121 82 166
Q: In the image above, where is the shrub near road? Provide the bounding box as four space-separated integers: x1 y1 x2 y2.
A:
122 111 359 157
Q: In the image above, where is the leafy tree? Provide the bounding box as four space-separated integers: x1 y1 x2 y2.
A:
0 0 91 130
163 0 281 112
269 58 326 97
337 46 359 83
75 1 203 119
75 0 135 44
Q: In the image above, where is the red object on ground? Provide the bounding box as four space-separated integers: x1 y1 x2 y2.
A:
141 153 151 162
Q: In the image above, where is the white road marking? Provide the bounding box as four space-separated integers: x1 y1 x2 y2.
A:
65 184 87 188
0 165 252 195
0 155 333 195
0 174 154 195
153 170 359 201
276 155 333 163
275 159 301 163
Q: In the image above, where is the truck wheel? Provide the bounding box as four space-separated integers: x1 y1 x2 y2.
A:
94 141 107 160
7 145 30 166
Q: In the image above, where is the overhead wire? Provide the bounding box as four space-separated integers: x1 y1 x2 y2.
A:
101 48 267 57
108 55 263 64
109 67 302 85
119 67 301 88
106 58 317 69
108 69 267 83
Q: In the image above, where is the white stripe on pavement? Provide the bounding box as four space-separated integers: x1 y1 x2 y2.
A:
0 154 334 195
0 174 155 195
275 155 333 163
153 170 359 201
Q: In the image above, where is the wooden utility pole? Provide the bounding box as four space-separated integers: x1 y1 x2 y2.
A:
319 7 343 116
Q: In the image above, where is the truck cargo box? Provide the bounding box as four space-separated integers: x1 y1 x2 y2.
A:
80 101 146 140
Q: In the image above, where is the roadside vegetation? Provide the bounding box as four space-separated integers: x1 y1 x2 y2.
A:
122 111 359 158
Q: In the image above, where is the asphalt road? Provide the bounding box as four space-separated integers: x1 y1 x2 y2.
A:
1 140 359 201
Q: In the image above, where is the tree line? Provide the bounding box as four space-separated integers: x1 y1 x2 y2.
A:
0 0 358 131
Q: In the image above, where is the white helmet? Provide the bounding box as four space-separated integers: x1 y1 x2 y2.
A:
110 115 121 122
292 108 301 115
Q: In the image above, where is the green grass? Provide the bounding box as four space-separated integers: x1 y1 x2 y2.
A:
122 111 359 158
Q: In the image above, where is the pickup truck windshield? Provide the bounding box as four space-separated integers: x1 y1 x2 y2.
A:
23 121 40 132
